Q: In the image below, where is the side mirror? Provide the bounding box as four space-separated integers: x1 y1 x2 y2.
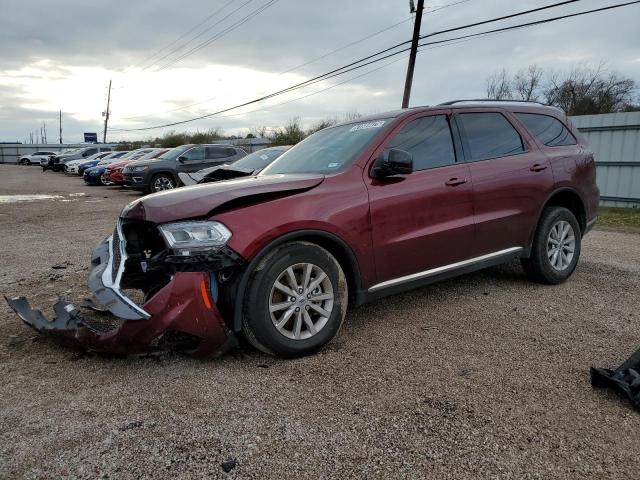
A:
371 148 413 178
177 155 187 163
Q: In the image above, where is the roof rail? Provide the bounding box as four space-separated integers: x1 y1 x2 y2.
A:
438 99 548 106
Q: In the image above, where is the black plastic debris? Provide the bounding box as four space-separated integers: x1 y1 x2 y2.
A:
222 459 238 473
118 421 143 431
591 347 640 411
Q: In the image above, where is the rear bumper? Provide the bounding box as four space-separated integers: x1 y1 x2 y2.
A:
5 227 238 357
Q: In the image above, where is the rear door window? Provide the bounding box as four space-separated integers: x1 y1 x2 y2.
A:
206 146 233 159
515 113 577 147
457 112 525 161
387 115 456 171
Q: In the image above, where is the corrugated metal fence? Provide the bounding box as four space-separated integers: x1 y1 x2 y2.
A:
570 112 640 207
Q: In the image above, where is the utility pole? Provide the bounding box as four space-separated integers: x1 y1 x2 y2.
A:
103 80 112 143
59 110 63 144
402 0 424 109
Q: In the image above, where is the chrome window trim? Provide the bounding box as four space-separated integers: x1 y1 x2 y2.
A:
368 247 524 293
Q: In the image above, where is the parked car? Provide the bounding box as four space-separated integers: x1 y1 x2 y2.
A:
102 148 159 185
102 148 168 185
18 151 58 166
6 101 599 359
122 144 247 193
79 153 133 184
65 151 114 174
44 146 113 172
178 146 291 186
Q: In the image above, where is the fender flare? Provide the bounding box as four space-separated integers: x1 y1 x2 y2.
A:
529 186 587 247
230 229 363 332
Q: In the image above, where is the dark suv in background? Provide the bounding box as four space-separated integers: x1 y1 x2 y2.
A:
8 101 599 359
123 144 247 193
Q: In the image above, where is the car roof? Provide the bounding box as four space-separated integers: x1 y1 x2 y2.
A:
332 102 565 128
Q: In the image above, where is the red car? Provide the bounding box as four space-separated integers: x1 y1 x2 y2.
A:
103 148 168 185
7 101 599 358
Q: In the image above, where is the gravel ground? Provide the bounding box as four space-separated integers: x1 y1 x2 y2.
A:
1 164 639 479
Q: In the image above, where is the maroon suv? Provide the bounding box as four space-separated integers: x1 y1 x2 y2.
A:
7 101 599 358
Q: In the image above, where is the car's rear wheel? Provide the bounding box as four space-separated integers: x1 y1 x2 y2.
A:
242 241 348 358
521 206 582 284
149 173 175 193
20 158 30 165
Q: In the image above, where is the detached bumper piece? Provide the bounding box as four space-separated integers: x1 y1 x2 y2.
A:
4 221 240 357
591 348 640 411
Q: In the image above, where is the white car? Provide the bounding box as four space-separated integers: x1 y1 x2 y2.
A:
18 151 58 166
64 151 113 174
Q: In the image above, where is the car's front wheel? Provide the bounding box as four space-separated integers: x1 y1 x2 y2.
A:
242 241 348 358
521 206 582 284
149 173 175 193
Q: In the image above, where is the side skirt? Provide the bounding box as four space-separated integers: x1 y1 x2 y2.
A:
361 247 526 304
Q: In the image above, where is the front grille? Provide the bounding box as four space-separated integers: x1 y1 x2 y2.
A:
111 225 122 283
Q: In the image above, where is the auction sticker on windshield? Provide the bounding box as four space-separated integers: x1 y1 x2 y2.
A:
349 120 385 132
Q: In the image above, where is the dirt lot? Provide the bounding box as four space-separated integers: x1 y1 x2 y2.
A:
1 164 639 479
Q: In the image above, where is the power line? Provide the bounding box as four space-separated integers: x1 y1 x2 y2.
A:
134 0 237 71
118 0 582 122
155 0 281 72
112 0 638 132
143 0 256 72
119 0 472 121
279 0 473 76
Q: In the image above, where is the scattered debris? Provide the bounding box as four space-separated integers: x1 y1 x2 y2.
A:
222 459 238 473
591 347 640 411
118 421 143 431
52 261 73 270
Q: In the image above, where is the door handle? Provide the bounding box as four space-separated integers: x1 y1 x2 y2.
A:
445 177 467 187
530 164 548 172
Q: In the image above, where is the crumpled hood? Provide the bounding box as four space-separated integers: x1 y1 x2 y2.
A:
121 173 325 224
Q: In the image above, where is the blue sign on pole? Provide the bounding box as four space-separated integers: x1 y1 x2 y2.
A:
84 132 98 143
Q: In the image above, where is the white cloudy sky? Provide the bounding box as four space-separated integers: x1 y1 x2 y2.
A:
0 0 639 142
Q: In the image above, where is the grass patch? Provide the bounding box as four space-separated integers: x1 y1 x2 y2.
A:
597 207 640 230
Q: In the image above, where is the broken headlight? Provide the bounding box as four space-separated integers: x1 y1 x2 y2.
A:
158 221 232 256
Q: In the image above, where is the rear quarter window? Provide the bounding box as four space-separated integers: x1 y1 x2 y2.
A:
515 113 577 147
457 112 525 161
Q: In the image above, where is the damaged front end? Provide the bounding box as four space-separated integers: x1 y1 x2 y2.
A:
6 217 245 357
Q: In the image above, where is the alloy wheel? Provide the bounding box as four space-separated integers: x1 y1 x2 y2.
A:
268 263 334 340
153 176 174 192
546 220 575 271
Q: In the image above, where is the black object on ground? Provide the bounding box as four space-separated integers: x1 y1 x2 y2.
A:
591 348 640 411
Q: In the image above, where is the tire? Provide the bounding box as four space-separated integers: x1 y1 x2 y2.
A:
242 241 348 358
521 206 582 284
20 158 30 165
149 173 176 193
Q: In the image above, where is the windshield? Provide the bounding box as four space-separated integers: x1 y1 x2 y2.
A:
158 145 193 161
260 121 389 175
233 148 286 171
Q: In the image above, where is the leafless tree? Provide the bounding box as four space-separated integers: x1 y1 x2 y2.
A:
543 63 637 115
513 65 544 101
486 68 512 100
485 63 638 114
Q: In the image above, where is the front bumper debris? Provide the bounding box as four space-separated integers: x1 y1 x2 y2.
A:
5 220 242 357
591 348 640 411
